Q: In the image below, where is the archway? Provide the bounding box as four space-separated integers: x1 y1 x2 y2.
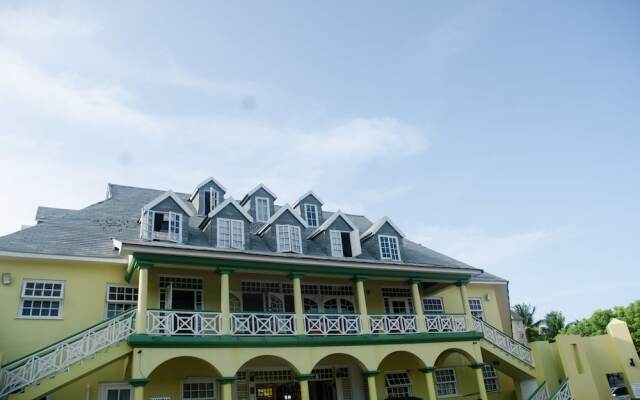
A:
377 351 427 399
434 348 488 399
146 356 221 400
309 353 367 400
234 355 301 400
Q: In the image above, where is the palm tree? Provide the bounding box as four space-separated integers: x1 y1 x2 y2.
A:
512 303 543 341
542 311 567 339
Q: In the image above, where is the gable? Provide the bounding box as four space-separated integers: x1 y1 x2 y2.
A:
190 177 227 200
376 221 402 238
143 191 194 216
327 215 353 232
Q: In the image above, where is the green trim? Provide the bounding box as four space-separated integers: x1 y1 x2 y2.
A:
418 367 436 373
290 272 305 279
138 261 154 269
454 281 467 287
129 378 149 387
218 267 234 275
296 373 315 381
147 308 221 313
217 376 237 384
408 277 423 284
468 363 486 369
131 253 474 283
364 371 379 378
128 331 483 348
352 275 369 283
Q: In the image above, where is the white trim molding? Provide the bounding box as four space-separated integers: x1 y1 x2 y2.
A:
292 190 325 208
142 190 195 217
189 177 228 200
256 204 309 235
361 216 406 240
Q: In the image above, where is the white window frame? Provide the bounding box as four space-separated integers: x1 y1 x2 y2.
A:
181 377 216 400
435 368 458 397
384 371 412 398
330 230 345 257
210 188 219 210
255 197 270 223
216 218 245 250
469 297 485 320
482 365 500 392
303 204 319 227
378 235 401 261
141 210 183 243
276 224 302 254
422 297 445 315
105 284 138 319
99 382 132 400
18 279 65 319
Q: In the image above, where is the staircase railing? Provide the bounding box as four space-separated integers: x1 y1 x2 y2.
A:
0 309 135 397
473 317 535 367
549 380 572 400
528 381 549 400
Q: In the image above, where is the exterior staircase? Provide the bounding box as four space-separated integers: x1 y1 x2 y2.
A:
527 380 573 400
473 317 537 379
0 310 135 399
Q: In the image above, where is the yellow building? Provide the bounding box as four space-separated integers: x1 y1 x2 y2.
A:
0 180 637 400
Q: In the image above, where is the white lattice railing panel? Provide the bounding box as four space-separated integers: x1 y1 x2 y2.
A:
528 381 549 400
146 310 221 336
304 314 361 335
424 314 468 333
0 309 135 397
368 314 418 334
474 317 535 367
550 380 572 400
231 313 296 335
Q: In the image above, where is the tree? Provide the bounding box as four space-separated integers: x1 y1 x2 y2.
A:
564 300 640 352
512 303 543 341
541 311 567 340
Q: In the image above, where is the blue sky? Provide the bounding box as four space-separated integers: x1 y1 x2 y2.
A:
0 1 638 321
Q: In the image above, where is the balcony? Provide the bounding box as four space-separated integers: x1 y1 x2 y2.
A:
145 310 469 337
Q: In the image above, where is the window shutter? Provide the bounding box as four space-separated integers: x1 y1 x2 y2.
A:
141 210 154 240
291 226 302 253
168 212 182 243
350 229 362 256
231 220 244 249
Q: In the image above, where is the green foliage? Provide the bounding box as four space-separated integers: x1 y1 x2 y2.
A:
563 300 640 352
512 303 543 341
541 311 567 340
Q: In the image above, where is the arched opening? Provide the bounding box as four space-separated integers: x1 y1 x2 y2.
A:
147 356 221 400
234 355 301 400
309 353 367 400
377 351 426 400
434 348 488 399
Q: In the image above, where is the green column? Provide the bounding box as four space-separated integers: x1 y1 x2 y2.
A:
410 278 426 332
354 275 370 334
219 268 233 334
296 374 314 400
129 378 149 400
291 272 304 335
217 377 236 400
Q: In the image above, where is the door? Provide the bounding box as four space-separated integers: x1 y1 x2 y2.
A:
100 383 131 400
171 289 196 334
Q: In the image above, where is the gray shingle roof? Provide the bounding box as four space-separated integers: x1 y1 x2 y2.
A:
0 183 506 281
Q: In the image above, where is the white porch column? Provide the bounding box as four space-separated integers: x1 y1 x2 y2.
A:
217 377 236 400
219 268 233 334
134 262 151 334
457 281 474 330
354 276 370 334
291 272 305 335
365 371 378 400
471 364 489 400
410 278 426 333
419 367 438 400
296 375 313 400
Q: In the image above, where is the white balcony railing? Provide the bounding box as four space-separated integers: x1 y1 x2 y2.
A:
424 314 468 333
528 382 549 400
550 380 572 400
146 310 221 336
304 314 361 335
231 313 296 335
474 317 535 366
368 314 418 334
0 309 135 397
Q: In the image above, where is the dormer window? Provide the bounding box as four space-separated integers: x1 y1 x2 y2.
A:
217 218 244 249
256 197 270 222
378 235 400 261
329 230 353 257
203 189 220 214
141 210 183 243
303 204 319 227
276 224 302 253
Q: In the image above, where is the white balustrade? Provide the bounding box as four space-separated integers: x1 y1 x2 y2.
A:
304 314 361 335
424 314 468 333
146 310 221 336
550 381 572 400
0 309 135 397
368 314 418 334
474 317 535 366
231 313 296 335
528 382 549 400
